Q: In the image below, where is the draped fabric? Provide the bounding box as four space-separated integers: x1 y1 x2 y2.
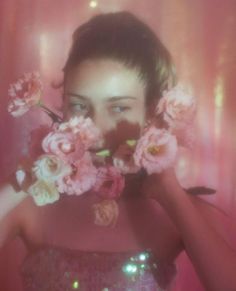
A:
0 0 236 290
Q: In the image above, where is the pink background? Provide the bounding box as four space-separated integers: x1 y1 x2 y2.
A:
0 0 236 290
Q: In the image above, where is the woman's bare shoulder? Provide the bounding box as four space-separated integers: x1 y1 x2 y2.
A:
0 191 34 248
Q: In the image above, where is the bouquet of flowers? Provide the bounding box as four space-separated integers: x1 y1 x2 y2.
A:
7 72 197 227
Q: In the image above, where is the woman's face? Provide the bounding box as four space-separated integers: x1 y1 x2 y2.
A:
63 59 147 149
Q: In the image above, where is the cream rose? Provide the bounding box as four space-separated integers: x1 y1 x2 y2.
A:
32 154 72 182
27 180 60 206
92 199 119 227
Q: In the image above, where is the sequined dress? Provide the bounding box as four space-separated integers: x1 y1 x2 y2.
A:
20 246 177 291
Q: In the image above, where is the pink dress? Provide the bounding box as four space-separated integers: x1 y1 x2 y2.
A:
20 246 177 290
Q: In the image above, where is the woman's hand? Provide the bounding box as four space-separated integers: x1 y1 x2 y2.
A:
141 167 180 206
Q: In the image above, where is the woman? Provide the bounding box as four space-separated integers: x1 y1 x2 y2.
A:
1 11 236 291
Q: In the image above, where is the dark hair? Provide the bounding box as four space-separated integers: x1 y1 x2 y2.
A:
63 11 177 105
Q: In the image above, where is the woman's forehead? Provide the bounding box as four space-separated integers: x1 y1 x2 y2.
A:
64 59 146 102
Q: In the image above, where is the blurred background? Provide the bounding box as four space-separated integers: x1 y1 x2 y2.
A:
0 0 235 290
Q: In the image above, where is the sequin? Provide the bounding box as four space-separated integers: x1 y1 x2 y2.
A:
122 263 138 274
20 246 177 290
139 253 148 261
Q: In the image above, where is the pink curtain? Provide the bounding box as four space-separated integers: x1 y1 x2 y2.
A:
0 0 235 290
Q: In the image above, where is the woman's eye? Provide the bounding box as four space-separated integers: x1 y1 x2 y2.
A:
111 106 130 113
69 103 89 113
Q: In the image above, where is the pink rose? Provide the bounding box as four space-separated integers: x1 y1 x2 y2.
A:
156 85 196 128
58 116 102 150
92 199 119 227
8 98 31 117
57 152 97 195
42 131 85 164
93 166 125 199
8 72 42 117
155 85 196 149
134 126 177 174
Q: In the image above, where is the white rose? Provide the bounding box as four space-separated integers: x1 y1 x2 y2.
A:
28 180 60 206
32 154 72 182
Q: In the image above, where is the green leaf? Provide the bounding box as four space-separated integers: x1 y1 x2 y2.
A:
126 139 137 147
95 149 111 157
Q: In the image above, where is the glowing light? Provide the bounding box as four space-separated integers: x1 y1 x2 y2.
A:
139 253 147 261
39 33 50 73
123 263 138 274
214 76 224 108
89 1 98 8
213 76 224 139
72 280 79 289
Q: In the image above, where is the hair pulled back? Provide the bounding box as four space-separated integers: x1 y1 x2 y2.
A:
63 11 177 105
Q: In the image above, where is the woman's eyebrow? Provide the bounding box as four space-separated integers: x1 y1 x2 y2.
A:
107 96 137 102
66 93 88 101
66 93 137 102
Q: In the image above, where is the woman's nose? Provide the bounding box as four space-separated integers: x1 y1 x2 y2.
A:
91 111 116 148
93 111 113 135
